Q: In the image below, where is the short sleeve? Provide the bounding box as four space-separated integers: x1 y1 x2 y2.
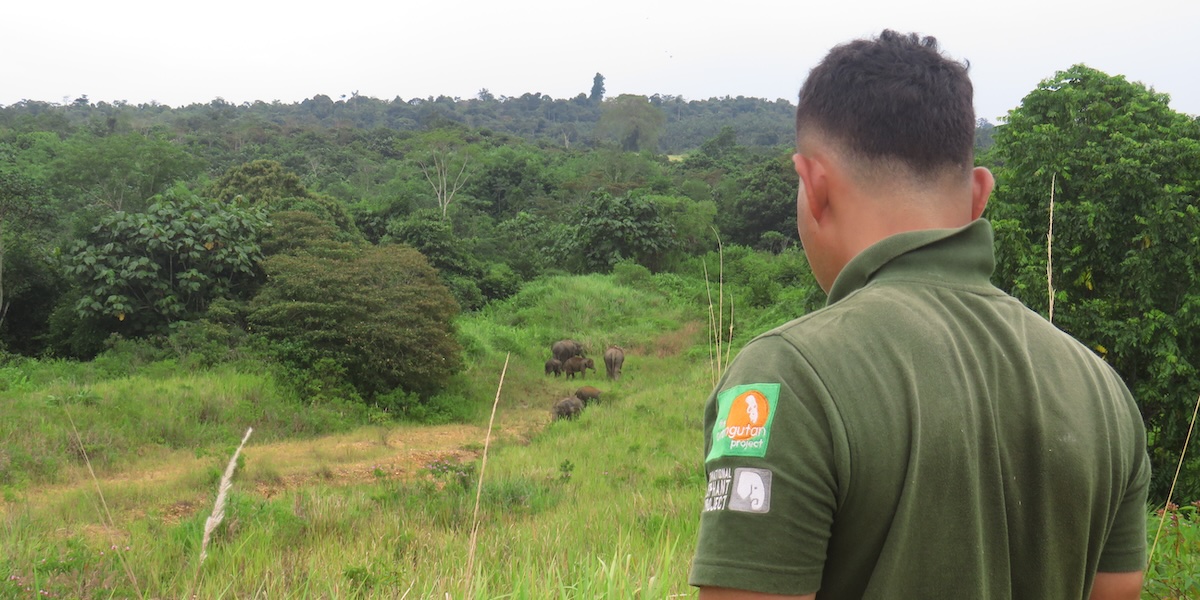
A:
689 334 845 595
1096 443 1150 572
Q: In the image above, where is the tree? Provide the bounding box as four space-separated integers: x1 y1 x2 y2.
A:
386 209 485 310
66 183 269 334
48 131 203 212
989 64 1200 500
401 130 476 220
597 95 667 152
492 212 576 279
0 169 57 347
590 73 606 104
974 118 996 154
716 152 798 247
248 243 463 401
0 171 47 326
208 159 312 205
209 159 362 250
465 145 554 219
646 193 717 266
572 191 676 272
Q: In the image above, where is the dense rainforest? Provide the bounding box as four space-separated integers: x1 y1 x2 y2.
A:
2 65 1198 498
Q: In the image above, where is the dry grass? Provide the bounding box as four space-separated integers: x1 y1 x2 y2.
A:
62 406 143 598
200 426 252 564
465 353 510 596
703 229 735 387
1047 172 1057 323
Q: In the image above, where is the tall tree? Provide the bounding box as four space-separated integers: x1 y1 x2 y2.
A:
989 64 1200 500
402 130 475 220
597 95 666 152
590 73 606 104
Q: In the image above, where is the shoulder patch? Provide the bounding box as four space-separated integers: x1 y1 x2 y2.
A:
706 383 780 461
702 466 773 513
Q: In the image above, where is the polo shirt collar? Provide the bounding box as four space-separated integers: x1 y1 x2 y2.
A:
825 219 997 306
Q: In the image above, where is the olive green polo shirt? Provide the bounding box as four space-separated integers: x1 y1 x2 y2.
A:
690 220 1149 598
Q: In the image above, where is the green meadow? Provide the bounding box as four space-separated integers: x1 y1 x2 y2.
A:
1 273 1197 598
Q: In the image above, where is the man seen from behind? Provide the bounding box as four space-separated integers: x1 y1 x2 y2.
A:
689 30 1150 600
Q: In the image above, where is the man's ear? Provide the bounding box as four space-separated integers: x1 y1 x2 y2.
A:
792 152 829 222
970 167 994 220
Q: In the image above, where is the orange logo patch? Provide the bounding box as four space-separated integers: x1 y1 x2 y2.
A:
724 390 770 441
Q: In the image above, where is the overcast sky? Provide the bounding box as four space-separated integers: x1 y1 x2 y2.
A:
3 0 1197 122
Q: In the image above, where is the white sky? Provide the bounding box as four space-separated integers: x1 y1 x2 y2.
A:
2 0 1197 122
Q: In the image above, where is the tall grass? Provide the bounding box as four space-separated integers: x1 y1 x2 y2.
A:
0 272 709 598
0 363 366 488
1 271 1196 598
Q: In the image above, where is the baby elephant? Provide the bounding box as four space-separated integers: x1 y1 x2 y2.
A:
563 356 596 379
552 396 584 421
574 386 602 406
545 358 563 377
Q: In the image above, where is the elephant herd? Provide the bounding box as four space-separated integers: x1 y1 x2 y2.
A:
545 339 624 421
544 340 623 381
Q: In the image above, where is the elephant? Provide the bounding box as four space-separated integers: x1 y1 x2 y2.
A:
551 339 585 364
574 385 602 406
545 358 563 377
604 346 625 380
552 396 584 421
563 356 596 379
734 470 767 510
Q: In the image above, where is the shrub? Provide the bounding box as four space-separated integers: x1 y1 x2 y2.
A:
612 260 653 287
248 243 463 403
479 262 523 304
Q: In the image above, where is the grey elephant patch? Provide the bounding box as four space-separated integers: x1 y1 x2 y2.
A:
728 468 771 513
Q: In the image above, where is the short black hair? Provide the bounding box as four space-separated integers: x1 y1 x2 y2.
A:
795 30 975 179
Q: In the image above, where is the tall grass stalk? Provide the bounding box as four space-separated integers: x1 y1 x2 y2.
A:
702 255 718 387
1148 391 1200 569
1047 172 1056 323
63 406 143 598
199 426 253 564
704 228 734 387
465 353 509 597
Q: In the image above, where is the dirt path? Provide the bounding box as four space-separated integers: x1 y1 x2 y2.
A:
2 404 549 528
4 323 704 529
246 412 546 498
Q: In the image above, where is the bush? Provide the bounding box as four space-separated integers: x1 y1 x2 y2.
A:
248 243 464 403
479 262 523 304
612 260 653 287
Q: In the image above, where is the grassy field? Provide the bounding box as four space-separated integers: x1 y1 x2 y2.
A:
1 273 1197 598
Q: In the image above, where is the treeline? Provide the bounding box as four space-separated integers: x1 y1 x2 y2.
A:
2 66 1199 499
0 77 797 155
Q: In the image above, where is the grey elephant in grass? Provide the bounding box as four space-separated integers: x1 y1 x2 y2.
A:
604 346 624 380
563 356 596 379
552 339 585 364
545 358 563 377
552 396 584 421
575 386 602 406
